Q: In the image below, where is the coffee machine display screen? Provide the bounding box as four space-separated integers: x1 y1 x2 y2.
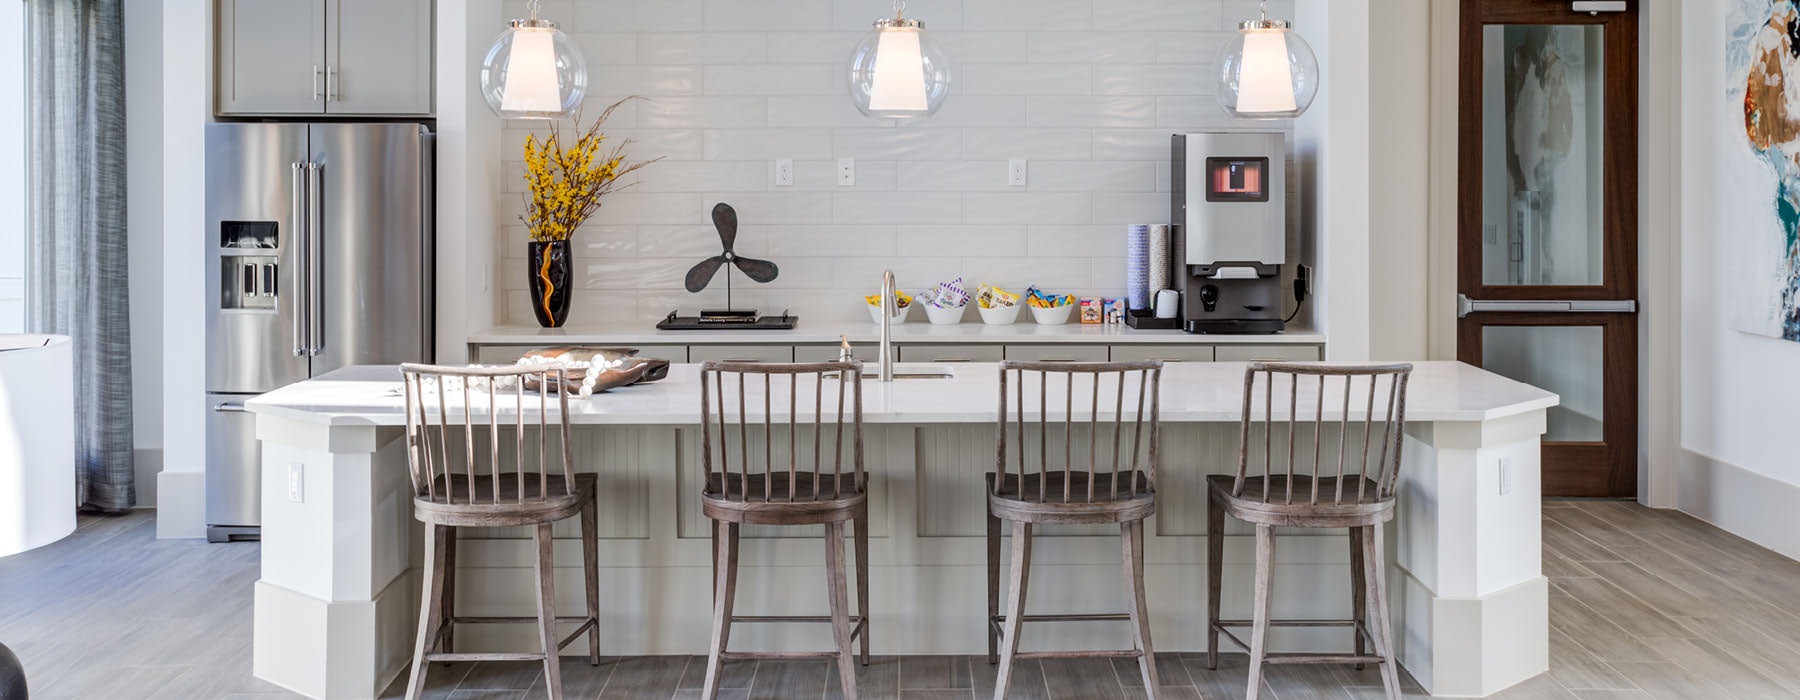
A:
1204 157 1270 202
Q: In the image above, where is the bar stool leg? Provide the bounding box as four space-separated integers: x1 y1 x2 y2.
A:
1205 493 1225 670
1364 523 1403 700
826 521 859 700
1246 524 1274 700
854 511 872 666
581 487 602 666
993 521 1033 700
405 523 449 700
1121 520 1159 695
440 528 456 653
985 499 1002 665
1349 525 1367 671
702 520 739 700
532 522 564 700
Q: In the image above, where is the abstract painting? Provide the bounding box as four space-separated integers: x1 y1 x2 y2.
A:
1733 1 1800 340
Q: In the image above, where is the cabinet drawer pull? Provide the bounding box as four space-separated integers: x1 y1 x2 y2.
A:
933 358 974 363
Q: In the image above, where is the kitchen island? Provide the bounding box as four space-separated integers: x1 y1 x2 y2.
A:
246 361 1555 699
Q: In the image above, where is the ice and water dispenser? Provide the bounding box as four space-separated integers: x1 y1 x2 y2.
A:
1171 132 1288 334
220 221 279 311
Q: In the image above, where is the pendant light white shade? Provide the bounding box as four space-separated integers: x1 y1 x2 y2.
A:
1217 17 1318 119
480 16 588 120
848 9 949 119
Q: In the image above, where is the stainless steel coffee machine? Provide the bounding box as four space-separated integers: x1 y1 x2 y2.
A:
1171 132 1286 334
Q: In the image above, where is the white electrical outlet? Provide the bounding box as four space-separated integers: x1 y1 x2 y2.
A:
1498 457 1512 496
288 462 305 503
1008 159 1027 187
775 158 794 187
837 158 855 186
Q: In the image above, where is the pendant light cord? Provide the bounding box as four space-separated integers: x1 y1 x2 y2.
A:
893 0 906 19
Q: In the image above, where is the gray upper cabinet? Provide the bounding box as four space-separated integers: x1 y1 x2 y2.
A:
217 0 326 115
217 0 433 117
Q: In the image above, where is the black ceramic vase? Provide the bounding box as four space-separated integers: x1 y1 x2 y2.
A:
528 240 572 328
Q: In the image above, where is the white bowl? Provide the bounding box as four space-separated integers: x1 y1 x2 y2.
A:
1030 304 1074 325
978 304 1021 325
868 303 910 324
924 304 966 324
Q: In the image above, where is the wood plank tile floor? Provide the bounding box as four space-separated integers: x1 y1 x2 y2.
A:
3 501 1799 699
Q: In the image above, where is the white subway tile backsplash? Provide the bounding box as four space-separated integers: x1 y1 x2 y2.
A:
832 128 962 161
639 97 769 128
963 0 1092 31
1027 96 1157 128
702 0 834 31
704 129 833 161
1026 33 1158 64
705 64 841 96
638 32 767 65
958 128 1093 161
1092 0 1223 31
1027 161 1156 192
486 0 1254 324
833 193 963 225
896 225 1028 258
962 192 1093 225
959 64 1092 96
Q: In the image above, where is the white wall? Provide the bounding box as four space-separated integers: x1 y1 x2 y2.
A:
1675 0 1800 558
126 0 166 507
0 2 25 333
483 0 1317 328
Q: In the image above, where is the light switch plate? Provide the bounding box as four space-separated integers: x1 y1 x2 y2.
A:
775 159 794 187
1008 159 1027 187
1497 457 1512 496
288 462 305 503
837 158 855 186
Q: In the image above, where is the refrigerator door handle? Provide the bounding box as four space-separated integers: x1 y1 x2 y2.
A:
212 401 250 414
290 162 308 357
307 161 324 356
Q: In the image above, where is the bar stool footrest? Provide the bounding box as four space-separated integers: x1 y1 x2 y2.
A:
424 652 547 663
1013 649 1145 660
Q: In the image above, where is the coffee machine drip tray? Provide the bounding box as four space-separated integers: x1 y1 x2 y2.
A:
1185 318 1285 334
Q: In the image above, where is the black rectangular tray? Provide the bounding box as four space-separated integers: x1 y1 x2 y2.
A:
656 313 798 331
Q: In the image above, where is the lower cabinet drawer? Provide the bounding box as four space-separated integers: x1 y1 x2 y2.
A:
898 344 1004 363
1108 345 1215 363
1002 345 1109 363
474 343 690 364
1214 345 1323 362
688 345 794 363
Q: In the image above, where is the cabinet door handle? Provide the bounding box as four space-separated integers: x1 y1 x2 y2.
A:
312 65 322 101
327 65 339 102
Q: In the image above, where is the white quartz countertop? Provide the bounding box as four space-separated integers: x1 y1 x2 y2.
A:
469 321 1325 346
247 361 1557 428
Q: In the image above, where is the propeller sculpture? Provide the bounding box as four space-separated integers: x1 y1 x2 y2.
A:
684 202 779 297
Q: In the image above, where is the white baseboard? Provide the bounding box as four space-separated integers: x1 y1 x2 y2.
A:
155 469 206 539
1676 450 1800 562
134 448 162 508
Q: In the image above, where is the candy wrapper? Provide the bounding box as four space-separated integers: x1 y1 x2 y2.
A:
976 283 1020 309
865 290 913 308
1025 285 1074 309
924 277 970 308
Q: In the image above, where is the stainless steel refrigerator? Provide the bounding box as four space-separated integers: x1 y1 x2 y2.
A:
204 123 434 542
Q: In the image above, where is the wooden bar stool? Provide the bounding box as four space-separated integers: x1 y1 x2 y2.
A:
1204 362 1412 700
398 363 602 700
986 360 1165 700
697 361 870 700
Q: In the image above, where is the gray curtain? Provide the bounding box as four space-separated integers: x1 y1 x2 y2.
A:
24 0 133 512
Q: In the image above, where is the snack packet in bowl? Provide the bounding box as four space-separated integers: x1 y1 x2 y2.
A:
865 290 913 308
976 283 1020 309
929 277 970 308
1025 286 1074 308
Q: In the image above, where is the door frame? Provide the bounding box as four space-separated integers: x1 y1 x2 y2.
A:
1453 1 1641 498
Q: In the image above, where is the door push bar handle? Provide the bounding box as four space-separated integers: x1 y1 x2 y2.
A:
290 162 308 356
1571 1 1627 14
1457 294 1637 318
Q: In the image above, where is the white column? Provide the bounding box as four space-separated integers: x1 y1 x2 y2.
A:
1394 410 1550 697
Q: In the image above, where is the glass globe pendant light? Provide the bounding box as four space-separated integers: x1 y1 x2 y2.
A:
1216 0 1319 119
480 0 588 120
847 0 950 119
